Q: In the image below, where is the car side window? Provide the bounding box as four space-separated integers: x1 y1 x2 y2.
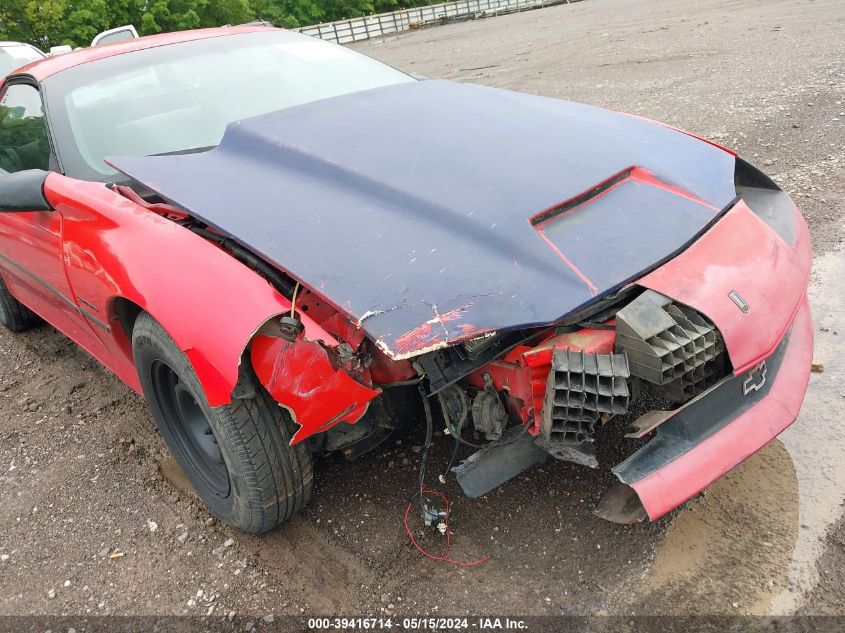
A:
0 84 50 175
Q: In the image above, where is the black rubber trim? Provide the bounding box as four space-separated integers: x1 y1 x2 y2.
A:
734 156 797 245
79 306 110 331
0 170 53 212
613 328 790 483
530 168 633 227
78 295 99 311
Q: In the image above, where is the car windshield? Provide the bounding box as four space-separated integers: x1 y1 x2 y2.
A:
43 30 413 180
0 45 43 76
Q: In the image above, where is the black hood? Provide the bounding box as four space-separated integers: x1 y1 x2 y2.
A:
110 80 737 359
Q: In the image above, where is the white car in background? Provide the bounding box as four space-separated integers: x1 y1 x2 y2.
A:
0 42 44 76
91 25 139 46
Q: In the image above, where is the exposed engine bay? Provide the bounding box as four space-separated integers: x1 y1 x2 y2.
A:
236 260 735 526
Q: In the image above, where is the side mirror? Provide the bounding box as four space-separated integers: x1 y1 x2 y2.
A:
0 169 53 212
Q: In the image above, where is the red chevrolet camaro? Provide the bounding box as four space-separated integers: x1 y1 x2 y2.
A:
0 26 812 534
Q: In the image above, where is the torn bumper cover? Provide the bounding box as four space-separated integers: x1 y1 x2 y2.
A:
595 198 813 522
456 198 812 521
606 295 812 521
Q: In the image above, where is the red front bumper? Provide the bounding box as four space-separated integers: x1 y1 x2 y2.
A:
610 199 813 520
623 294 812 520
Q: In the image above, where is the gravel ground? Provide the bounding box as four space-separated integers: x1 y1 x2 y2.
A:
1 0 843 626
807 511 845 614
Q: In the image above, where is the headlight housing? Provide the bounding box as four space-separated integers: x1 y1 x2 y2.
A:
734 157 797 245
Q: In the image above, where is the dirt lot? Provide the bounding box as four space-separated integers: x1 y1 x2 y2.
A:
1 0 844 627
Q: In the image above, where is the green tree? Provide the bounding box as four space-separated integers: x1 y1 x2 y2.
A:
139 0 203 35
201 0 254 27
0 0 450 50
0 0 29 44
63 0 112 48
138 0 251 34
252 0 325 29
24 0 67 49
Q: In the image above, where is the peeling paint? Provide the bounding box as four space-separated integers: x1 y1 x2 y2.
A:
380 338 451 360
355 309 386 328
394 302 473 354
354 302 409 329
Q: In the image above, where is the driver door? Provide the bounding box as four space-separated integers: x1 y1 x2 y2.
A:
0 79 101 348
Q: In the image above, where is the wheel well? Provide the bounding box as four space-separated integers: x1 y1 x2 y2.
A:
111 297 144 343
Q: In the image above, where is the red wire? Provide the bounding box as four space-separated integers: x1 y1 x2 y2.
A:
403 486 489 567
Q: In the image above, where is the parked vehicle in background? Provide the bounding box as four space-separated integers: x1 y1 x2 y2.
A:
0 42 44 77
91 26 139 47
48 46 74 56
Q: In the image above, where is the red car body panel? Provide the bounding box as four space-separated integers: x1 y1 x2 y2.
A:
16 174 342 409
466 327 616 430
251 334 381 444
610 201 812 520
639 201 811 375
3 173 383 434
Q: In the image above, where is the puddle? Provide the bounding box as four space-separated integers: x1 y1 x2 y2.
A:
771 246 845 613
634 440 799 614
630 245 845 614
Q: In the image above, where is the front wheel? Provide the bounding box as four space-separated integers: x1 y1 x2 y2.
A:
132 312 312 533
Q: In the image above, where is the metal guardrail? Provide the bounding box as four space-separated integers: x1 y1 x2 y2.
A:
297 0 578 44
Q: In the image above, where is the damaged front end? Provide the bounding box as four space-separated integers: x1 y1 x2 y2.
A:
414 281 809 524
407 185 812 524
414 288 735 520
243 186 811 526
247 284 425 460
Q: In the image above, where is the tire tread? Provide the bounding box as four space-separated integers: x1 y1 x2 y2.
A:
0 276 39 332
132 312 312 533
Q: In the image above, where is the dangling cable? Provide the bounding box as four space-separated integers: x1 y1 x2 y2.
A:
416 383 434 513
404 383 489 567
290 281 301 318
404 487 489 567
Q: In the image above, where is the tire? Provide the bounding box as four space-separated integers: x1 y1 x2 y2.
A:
0 275 39 332
132 312 312 533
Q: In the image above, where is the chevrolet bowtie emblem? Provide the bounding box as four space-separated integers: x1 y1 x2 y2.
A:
742 361 767 395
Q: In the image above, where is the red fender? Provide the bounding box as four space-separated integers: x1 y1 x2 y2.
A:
251 334 381 444
43 173 338 406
